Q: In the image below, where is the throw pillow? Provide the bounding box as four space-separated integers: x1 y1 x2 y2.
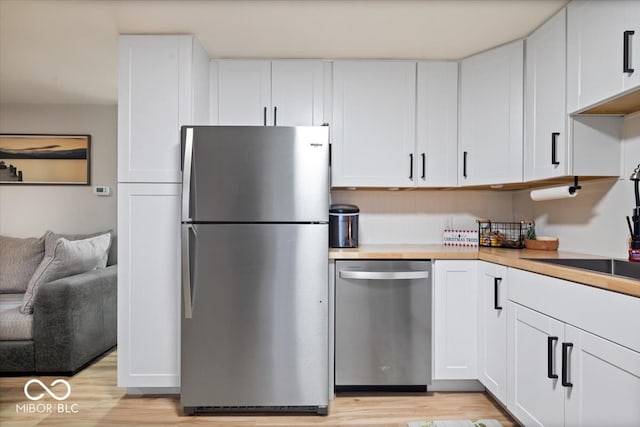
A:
0 235 45 293
43 230 113 268
20 234 111 314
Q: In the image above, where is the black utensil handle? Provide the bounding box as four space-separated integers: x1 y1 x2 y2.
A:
624 30 635 73
273 106 277 126
547 336 558 379
409 153 414 180
494 277 503 310
263 106 267 126
421 153 426 180
562 342 573 387
463 151 468 178
552 132 560 165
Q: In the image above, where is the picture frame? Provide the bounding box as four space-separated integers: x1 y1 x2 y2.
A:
0 134 91 185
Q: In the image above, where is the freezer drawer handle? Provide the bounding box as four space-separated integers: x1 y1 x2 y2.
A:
181 224 195 319
339 270 429 280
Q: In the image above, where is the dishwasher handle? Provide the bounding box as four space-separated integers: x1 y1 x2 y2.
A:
339 270 429 280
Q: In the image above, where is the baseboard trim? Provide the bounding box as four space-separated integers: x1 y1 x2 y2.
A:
427 380 485 392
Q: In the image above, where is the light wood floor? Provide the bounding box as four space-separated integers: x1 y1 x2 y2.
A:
1 350 518 426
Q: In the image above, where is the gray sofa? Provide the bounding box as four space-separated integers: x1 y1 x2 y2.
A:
0 232 117 375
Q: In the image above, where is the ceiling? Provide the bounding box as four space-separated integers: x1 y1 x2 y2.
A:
0 0 568 105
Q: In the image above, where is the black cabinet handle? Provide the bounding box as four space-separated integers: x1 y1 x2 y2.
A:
329 143 332 167
463 151 468 179
409 154 414 180
547 336 558 379
624 30 635 73
273 106 278 126
421 153 426 180
562 342 573 387
263 107 267 126
493 277 503 310
551 132 560 165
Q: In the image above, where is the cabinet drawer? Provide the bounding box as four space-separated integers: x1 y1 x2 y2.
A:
507 268 640 352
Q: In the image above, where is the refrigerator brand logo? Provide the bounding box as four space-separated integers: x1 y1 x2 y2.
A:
309 143 324 147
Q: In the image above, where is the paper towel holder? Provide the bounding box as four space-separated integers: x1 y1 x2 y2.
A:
568 176 582 195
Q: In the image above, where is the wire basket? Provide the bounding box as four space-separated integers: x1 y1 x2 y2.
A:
477 220 534 249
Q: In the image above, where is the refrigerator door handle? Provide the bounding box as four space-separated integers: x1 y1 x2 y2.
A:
181 223 194 319
182 127 194 222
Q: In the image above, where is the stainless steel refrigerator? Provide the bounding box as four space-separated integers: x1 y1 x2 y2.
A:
180 126 329 415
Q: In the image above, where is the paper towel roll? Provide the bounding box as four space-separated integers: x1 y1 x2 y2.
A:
530 186 578 201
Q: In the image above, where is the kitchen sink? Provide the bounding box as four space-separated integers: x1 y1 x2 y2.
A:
528 258 640 281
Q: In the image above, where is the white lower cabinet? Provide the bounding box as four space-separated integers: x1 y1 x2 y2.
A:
433 260 478 380
477 262 508 402
507 268 640 426
564 324 640 427
117 183 181 388
508 302 566 426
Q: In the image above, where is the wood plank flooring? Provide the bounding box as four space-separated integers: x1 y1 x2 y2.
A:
1 350 518 426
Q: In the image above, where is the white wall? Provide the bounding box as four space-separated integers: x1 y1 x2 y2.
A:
331 189 515 244
0 104 117 238
514 112 640 258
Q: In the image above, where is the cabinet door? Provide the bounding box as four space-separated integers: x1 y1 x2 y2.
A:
118 35 195 183
433 260 478 380
507 302 564 427
525 8 568 181
416 62 458 187
565 325 640 426
117 183 181 388
567 0 640 113
214 60 271 125
478 262 508 403
459 40 523 186
271 60 325 126
623 2 640 91
332 61 416 187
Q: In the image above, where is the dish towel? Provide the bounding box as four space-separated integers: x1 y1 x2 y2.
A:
408 420 503 427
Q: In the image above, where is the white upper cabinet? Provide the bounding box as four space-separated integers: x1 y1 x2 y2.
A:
210 60 327 126
271 61 326 126
118 35 209 183
525 9 568 181
526 7 623 181
567 0 640 113
332 60 416 188
416 61 458 187
213 60 271 126
459 40 524 186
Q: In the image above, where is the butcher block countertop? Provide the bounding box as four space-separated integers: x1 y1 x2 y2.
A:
329 245 640 298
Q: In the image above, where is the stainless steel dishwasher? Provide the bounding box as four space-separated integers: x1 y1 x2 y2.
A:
335 260 431 392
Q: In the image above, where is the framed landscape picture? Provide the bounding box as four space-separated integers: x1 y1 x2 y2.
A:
0 134 90 185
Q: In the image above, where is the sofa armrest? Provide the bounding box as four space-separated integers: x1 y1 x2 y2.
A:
32 265 117 373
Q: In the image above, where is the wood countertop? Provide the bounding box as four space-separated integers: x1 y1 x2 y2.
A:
329 245 640 298
329 244 478 260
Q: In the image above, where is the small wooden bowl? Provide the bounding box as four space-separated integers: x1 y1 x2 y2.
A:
525 237 559 251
